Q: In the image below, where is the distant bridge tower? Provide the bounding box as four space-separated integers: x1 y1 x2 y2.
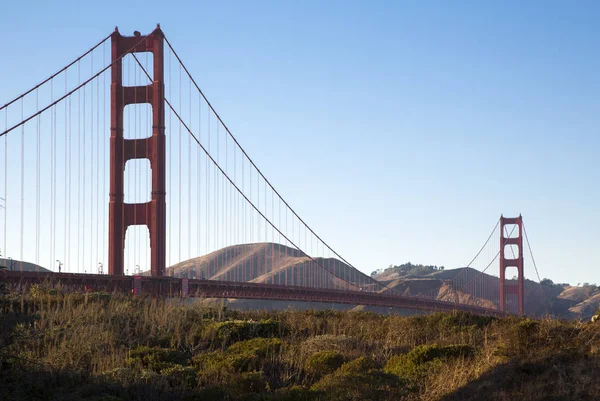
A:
109 26 166 277
499 215 524 314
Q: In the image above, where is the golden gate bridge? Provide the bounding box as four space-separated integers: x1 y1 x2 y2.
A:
0 26 548 316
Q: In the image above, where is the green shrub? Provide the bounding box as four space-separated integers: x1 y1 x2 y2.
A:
225 371 266 397
269 385 314 401
311 359 406 401
497 319 540 357
193 337 283 387
127 346 188 372
304 351 344 379
300 335 362 358
385 344 473 380
438 311 495 330
339 356 378 374
160 364 197 389
205 319 281 345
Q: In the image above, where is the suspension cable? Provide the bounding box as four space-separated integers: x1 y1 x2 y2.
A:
522 222 550 307
0 34 112 112
162 35 383 287
132 54 369 291
0 35 151 139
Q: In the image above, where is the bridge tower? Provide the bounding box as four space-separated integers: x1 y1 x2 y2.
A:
499 215 524 314
109 26 166 276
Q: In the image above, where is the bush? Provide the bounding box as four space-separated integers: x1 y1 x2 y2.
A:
205 319 281 345
497 319 540 357
160 364 197 389
127 346 188 372
225 371 266 397
193 337 282 386
304 351 344 379
311 357 406 400
300 335 362 358
385 344 474 380
339 356 378 374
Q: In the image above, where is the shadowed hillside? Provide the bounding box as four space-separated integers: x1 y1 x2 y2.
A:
0 258 50 273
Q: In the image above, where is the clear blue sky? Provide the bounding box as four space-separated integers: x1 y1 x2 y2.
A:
1 0 599 285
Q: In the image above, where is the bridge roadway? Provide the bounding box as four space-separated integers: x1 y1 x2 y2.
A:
1 270 508 317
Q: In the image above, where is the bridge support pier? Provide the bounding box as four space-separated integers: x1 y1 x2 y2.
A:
109 26 166 277
499 215 524 314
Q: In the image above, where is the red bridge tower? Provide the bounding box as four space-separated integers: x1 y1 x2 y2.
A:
499 215 524 314
109 26 166 277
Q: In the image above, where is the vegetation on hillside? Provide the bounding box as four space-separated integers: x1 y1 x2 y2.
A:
371 262 445 278
1 288 600 401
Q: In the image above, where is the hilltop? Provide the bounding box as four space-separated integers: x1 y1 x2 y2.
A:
0 258 50 273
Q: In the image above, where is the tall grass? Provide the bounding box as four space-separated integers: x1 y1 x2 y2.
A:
1 290 599 401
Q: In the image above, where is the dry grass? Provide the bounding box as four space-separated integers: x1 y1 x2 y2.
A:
1 290 600 401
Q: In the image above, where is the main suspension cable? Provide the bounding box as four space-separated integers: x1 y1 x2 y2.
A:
162 35 383 288
132 54 368 291
0 35 151 139
0 34 112 112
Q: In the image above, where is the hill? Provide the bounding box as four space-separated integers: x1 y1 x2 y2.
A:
374 263 600 319
165 242 598 319
167 243 381 292
0 258 50 273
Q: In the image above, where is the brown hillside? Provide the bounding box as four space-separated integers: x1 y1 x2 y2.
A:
168 243 382 291
558 285 598 302
436 282 498 309
569 291 600 317
161 243 588 319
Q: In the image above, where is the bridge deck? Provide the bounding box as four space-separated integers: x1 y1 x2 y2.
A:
1 271 508 317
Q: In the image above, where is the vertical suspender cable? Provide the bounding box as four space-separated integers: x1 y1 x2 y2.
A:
250 166 252 280
36 89 40 268
50 79 54 270
188 77 192 277
271 190 274 284
168 49 172 270
90 52 95 273
133 58 137 272
63 73 68 272
53 79 57 270
96 54 100 273
145 53 150 272
122 58 127 274
178 64 182 265
206 106 209 276
68 86 72 272
197 88 201 268
216 121 220 278
82 81 86 272
223 120 231 276
102 41 107 273
3 108 6 266
134 58 139 272
20 98 24 272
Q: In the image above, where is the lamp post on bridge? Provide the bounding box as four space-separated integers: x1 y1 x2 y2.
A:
98 262 103 275
56 260 63 273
